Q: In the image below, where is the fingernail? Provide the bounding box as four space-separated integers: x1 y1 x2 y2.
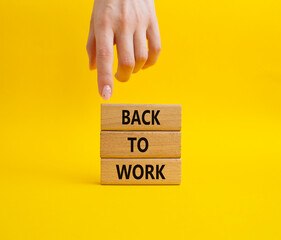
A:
101 85 112 100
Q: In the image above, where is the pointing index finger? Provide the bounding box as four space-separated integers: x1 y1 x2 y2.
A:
95 29 114 100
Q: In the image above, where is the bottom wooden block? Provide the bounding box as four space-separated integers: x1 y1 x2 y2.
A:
101 159 181 184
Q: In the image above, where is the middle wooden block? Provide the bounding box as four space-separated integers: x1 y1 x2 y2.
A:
100 131 181 158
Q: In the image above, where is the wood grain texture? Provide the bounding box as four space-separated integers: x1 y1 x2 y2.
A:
101 104 181 131
100 131 181 158
101 158 181 184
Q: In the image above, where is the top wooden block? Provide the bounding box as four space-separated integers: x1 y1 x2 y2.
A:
101 104 181 131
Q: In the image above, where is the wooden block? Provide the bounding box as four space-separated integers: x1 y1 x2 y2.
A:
101 104 181 131
100 131 181 158
101 158 181 184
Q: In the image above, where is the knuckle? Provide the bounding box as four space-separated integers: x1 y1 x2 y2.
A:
96 16 110 28
152 45 161 55
136 53 148 62
134 12 144 24
96 47 112 58
120 18 130 30
120 15 129 25
120 57 135 69
118 12 132 30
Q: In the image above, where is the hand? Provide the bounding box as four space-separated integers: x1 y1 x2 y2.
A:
87 0 161 100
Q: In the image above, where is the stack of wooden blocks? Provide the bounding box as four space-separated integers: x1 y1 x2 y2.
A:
100 104 182 184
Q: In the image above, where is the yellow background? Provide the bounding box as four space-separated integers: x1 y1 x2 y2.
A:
0 0 281 239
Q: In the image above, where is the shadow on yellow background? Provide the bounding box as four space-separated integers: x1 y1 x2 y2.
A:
0 0 281 239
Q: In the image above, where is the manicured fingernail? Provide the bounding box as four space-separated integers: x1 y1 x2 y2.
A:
101 85 112 100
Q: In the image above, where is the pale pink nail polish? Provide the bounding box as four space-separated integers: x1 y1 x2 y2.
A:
102 85 112 100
